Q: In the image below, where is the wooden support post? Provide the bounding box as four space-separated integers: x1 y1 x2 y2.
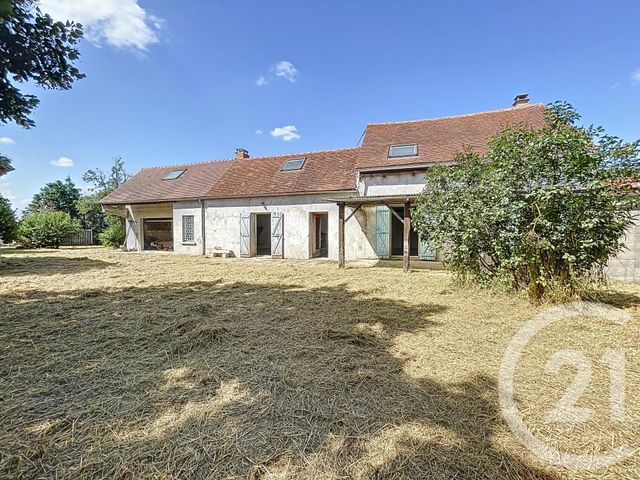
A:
403 200 410 273
338 202 345 268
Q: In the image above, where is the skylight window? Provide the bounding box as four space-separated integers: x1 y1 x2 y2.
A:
281 157 306 171
163 169 185 180
388 144 418 158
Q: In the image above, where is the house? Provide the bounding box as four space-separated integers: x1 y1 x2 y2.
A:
100 95 545 269
100 95 638 280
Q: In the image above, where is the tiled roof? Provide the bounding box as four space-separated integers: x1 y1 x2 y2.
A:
100 102 549 204
357 104 547 169
100 159 233 204
206 148 358 198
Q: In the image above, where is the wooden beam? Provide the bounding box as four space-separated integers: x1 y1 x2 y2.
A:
338 203 345 268
385 204 404 223
403 200 410 273
344 204 362 223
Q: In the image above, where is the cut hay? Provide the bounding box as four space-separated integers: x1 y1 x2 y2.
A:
0 246 639 479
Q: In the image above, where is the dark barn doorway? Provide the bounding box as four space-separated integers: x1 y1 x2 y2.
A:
311 213 328 257
256 213 271 255
390 207 418 256
143 219 173 251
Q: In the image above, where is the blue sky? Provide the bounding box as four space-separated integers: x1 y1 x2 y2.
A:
1 0 639 212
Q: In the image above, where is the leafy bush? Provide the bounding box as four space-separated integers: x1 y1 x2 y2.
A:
99 221 125 248
17 211 81 248
412 102 640 302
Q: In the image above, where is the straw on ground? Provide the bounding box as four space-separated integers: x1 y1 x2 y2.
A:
1 247 638 479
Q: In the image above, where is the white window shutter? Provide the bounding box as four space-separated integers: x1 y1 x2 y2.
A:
271 212 284 258
240 213 251 257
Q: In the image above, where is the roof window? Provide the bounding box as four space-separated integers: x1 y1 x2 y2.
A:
281 157 306 171
163 169 185 180
388 144 418 158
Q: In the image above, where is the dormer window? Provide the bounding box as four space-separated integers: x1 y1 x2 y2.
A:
281 157 306 171
163 169 185 180
388 144 418 158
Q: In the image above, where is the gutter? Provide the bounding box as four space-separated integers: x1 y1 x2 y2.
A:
200 199 206 256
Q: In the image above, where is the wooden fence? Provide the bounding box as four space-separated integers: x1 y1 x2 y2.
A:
64 229 94 246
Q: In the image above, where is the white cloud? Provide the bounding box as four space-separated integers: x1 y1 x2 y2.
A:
256 61 298 86
50 156 75 168
0 136 15 145
255 129 263 135
270 125 300 142
39 0 162 52
632 68 640 86
0 179 30 214
273 61 298 82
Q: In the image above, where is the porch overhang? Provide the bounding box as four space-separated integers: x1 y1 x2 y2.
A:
325 194 418 207
327 194 418 272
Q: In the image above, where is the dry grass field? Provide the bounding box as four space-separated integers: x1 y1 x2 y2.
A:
1 247 639 479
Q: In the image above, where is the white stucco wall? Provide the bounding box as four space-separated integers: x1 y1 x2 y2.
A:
201 195 377 260
607 211 640 282
124 204 173 251
173 201 203 255
358 171 427 196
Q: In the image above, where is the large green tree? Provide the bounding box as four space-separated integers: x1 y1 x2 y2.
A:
77 157 129 233
0 0 84 128
26 176 80 217
412 102 640 302
82 157 130 197
0 194 18 242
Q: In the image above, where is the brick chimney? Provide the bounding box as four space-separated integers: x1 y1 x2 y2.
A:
512 93 529 107
235 148 250 159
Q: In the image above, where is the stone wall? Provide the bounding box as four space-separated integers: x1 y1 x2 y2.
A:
607 211 640 282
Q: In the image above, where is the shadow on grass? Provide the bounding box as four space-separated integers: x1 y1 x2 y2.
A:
594 289 640 308
0 280 555 479
0 255 114 277
372 259 446 271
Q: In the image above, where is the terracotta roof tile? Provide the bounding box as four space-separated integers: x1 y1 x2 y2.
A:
100 160 233 205
100 103 549 204
205 148 359 198
357 104 547 169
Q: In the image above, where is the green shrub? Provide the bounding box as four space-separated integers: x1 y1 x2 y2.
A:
412 102 640 302
17 211 81 248
99 221 125 248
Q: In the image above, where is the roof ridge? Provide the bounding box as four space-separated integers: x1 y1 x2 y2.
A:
140 158 234 171
139 147 360 171
366 103 545 126
237 146 360 161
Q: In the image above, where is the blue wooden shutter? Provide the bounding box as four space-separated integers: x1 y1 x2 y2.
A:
419 236 436 260
240 213 251 257
375 206 390 259
271 212 284 258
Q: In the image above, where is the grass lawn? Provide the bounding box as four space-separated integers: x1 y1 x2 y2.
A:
1 247 639 479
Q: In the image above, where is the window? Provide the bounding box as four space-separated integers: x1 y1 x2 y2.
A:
388 144 418 158
182 215 194 242
281 157 306 171
163 169 185 180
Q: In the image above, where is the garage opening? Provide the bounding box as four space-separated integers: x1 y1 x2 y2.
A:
143 219 173 251
255 213 271 256
311 213 328 257
390 207 418 256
